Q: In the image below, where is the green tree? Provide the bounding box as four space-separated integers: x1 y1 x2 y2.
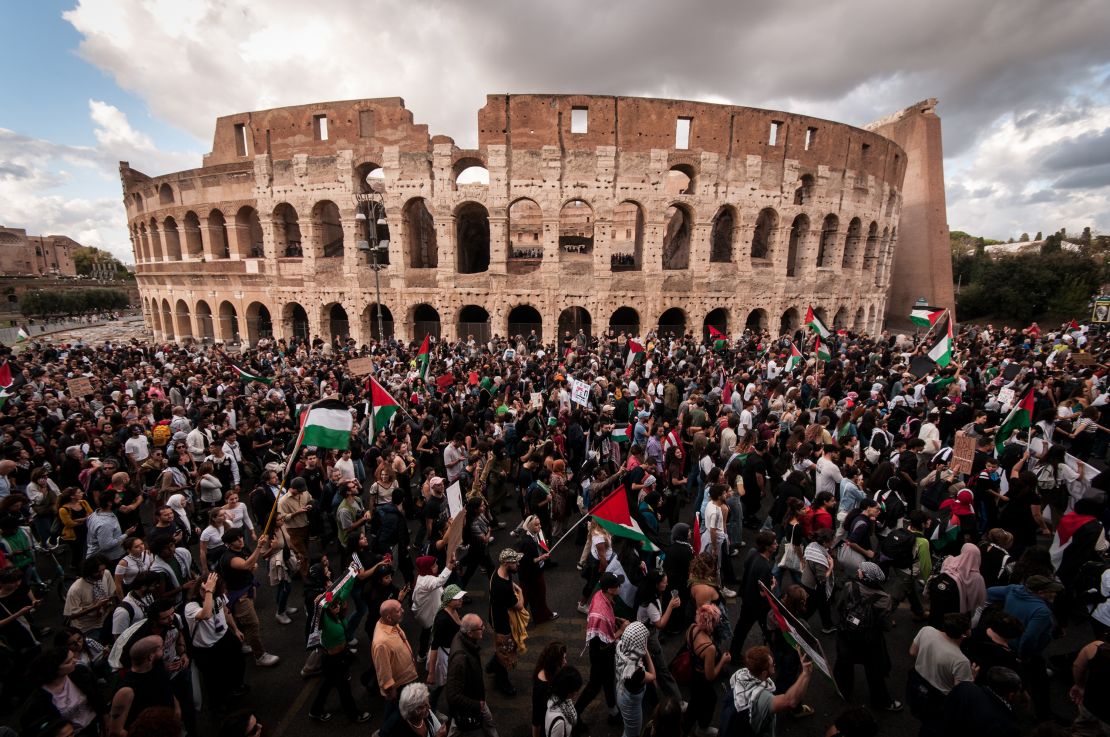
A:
1035 231 1043 240
1020 232 1030 242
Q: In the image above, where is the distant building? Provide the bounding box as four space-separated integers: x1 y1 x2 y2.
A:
982 239 1082 258
0 227 79 276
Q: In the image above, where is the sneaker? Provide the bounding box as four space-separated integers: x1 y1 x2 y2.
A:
577 602 589 615
275 612 292 625
348 637 359 647
720 587 738 599
354 712 372 724
255 653 280 667
240 644 253 654
285 606 299 614
821 626 837 635
885 700 903 712
309 712 333 723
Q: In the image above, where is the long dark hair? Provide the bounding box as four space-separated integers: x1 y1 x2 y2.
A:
532 641 567 680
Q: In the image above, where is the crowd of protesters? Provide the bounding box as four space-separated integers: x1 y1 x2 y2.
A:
0 315 1108 737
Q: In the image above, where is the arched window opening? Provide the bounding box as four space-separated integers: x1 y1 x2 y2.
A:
508 305 543 340
195 301 214 342
356 163 385 194
174 299 192 340
283 303 309 341
662 204 691 270
161 301 174 340
864 222 879 270
559 199 594 255
665 165 695 195
609 307 640 337
558 307 592 339
327 303 350 342
454 160 489 187
658 307 687 337
817 214 838 268
183 212 203 259
610 201 643 272
842 217 862 269
710 207 735 263
853 307 866 331
787 215 808 277
456 203 490 274
780 308 800 336
158 183 173 206
148 219 163 262
750 208 776 261
793 174 815 205
412 304 441 343
235 206 265 258
218 302 240 343
162 217 182 261
833 307 848 330
745 309 768 331
246 303 272 345
273 204 302 257
457 305 490 343
313 201 344 258
364 303 395 341
403 198 437 269
208 210 229 259
132 192 144 213
508 199 543 264
704 308 729 342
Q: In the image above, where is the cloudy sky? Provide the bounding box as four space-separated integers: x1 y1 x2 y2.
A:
2 0 1109 263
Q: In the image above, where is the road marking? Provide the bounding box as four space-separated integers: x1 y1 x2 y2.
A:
270 672 318 737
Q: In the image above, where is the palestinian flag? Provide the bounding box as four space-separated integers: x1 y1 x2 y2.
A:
910 305 946 329
0 361 12 389
231 364 273 385
805 306 831 339
0 389 8 411
369 378 400 441
16 327 29 343
293 398 353 450
784 342 803 372
996 388 1034 450
708 325 728 350
930 510 962 551
625 339 644 372
815 337 832 362
1049 510 1100 570
416 334 431 380
590 485 658 551
610 424 631 443
926 316 954 367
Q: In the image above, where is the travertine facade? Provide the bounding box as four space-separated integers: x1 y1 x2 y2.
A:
0 227 78 277
122 94 947 346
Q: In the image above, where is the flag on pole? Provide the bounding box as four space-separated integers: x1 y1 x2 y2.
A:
804 306 831 339
814 337 832 362
909 305 946 328
0 361 11 389
625 339 644 372
416 334 431 380
230 364 273 385
707 325 728 350
926 316 954 367
996 388 1034 450
759 582 836 687
292 398 354 451
610 424 631 443
16 327 29 343
784 342 803 372
590 485 659 551
368 378 400 441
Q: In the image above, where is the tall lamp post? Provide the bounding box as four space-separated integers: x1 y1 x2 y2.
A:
355 178 390 342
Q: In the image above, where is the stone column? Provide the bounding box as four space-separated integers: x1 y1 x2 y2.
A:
489 215 508 274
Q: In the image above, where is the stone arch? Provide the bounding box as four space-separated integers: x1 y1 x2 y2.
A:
853 306 865 331
160 299 173 341
355 162 385 193
662 202 693 270
658 307 687 337
150 300 162 336
208 209 229 259
131 227 144 262
786 214 808 277
507 304 543 340
234 206 264 258
195 300 215 341
867 304 877 333
323 302 350 342
174 299 193 340
158 183 174 206
780 307 800 336
148 219 164 262
611 201 644 271
817 214 838 268
245 302 273 345
411 303 441 342
559 199 594 256
864 221 879 269
455 202 490 274
710 206 736 263
363 303 395 341
793 174 815 205
750 208 777 261
131 192 144 213
558 306 592 339
183 212 203 259
745 308 768 331
457 305 491 342
609 306 640 336
833 306 848 330
139 224 153 262
282 302 309 341
842 217 862 269
453 157 489 187
218 301 240 343
508 198 543 268
272 204 303 257
885 190 898 218
665 164 696 195
312 201 344 258
704 307 729 341
402 197 437 269
162 217 182 261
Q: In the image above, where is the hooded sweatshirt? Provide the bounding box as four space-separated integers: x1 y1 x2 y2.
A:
986 584 1055 658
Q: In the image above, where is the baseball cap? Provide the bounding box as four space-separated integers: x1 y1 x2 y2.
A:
499 548 523 564
599 572 625 590
441 585 466 604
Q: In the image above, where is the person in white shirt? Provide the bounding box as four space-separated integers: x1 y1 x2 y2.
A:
186 422 213 464
815 445 843 497
124 426 151 467
918 412 942 454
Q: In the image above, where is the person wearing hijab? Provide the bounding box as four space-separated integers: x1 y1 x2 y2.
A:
832 561 902 712
943 543 988 615
517 514 558 624
165 493 195 545
936 488 978 555
614 621 656 737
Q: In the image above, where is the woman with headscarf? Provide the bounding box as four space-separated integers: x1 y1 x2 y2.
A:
942 542 988 615
517 514 557 624
425 584 464 711
614 621 656 737
684 603 731 737
549 459 569 538
936 488 979 556
832 561 902 712
165 493 196 546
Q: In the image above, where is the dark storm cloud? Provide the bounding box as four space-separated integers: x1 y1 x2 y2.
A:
1054 162 1110 189
1041 128 1110 171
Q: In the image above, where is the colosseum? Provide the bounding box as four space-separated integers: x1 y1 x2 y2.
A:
121 94 954 347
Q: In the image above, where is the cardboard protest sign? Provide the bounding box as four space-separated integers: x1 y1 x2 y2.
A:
347 357 374 376
67 377 94 397
951 431 976 476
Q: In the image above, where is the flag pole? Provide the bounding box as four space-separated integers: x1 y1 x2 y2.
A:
544 475 626 556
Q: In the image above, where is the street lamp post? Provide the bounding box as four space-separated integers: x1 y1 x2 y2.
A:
355 186 390 343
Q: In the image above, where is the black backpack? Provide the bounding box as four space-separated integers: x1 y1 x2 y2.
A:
880 528 916 569
838 581 878 633
877 488 907 529
99 600 136 645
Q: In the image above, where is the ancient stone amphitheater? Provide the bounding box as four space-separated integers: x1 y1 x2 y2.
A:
122 94 953 346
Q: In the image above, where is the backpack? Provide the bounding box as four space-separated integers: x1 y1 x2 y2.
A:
100 600 136 645
880 527 916 569
876 487 907 529
838 581 878 633
371 504 401 553
152 423 172 448
920 476 947 512
926 572 961 619
924 381 940 401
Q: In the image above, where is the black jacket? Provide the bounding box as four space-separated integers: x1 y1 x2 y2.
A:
446 631 486 719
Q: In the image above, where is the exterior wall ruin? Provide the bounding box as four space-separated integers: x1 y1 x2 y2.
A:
123 94 930 346
0 227 79 277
